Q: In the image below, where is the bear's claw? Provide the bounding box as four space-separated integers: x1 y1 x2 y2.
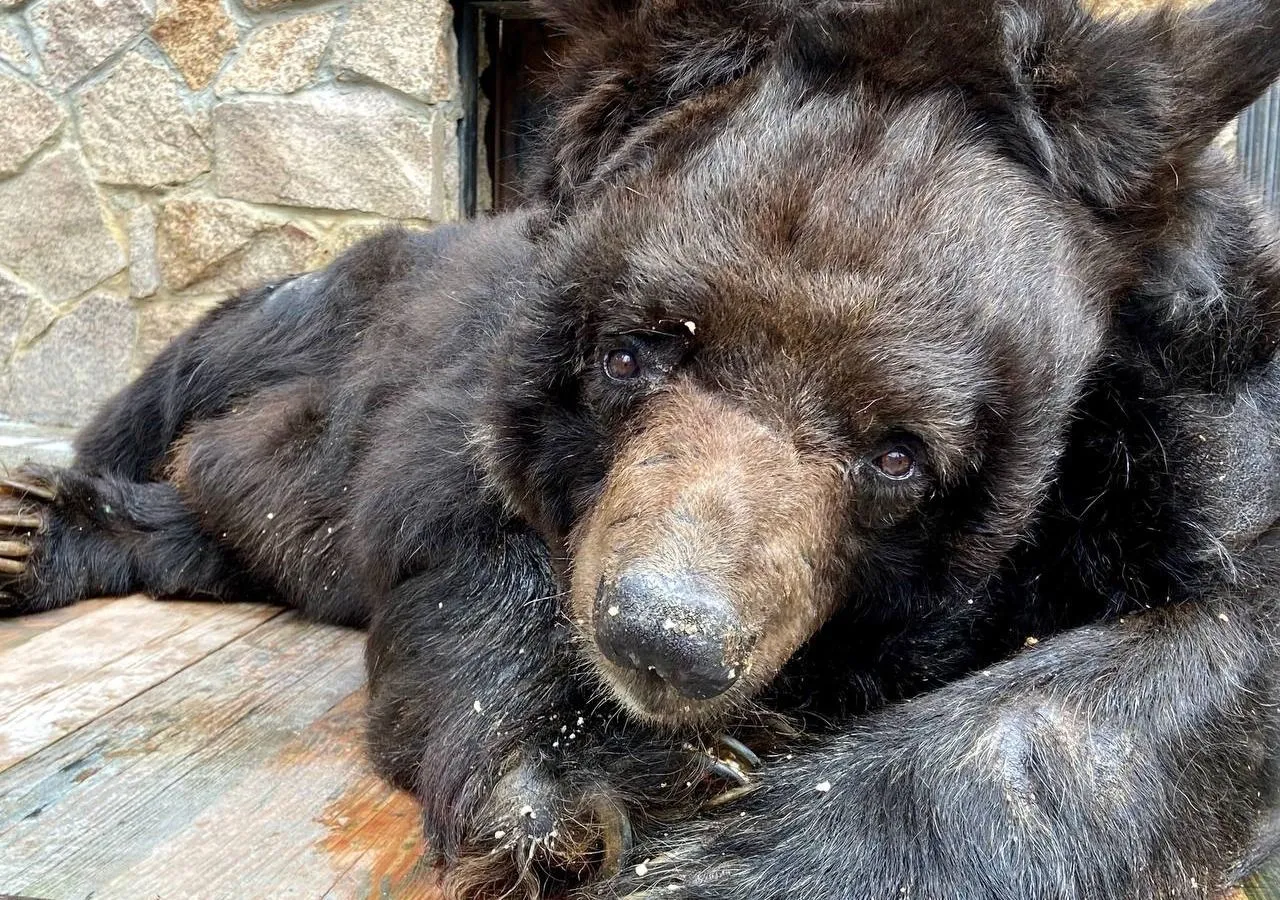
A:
0 498 42 571
0 469 56 609
702 733 760 790
714 734 760 769
0 470 53 536
0 476 56 502
0 557 26 576
0 512 41 530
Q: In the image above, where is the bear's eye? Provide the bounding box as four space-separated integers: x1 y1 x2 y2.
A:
872 446 916 480
604 348 642 381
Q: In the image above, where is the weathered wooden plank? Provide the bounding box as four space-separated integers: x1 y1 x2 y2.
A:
0 596 282 770
83 690 440 899
0 612 384 896
0 598 111 655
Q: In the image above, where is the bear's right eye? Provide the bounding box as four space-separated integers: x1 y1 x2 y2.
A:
604 348 642 381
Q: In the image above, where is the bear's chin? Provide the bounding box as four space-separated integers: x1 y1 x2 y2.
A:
590 654 752 728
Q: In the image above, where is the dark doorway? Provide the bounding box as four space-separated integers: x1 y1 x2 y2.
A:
455 1 565 216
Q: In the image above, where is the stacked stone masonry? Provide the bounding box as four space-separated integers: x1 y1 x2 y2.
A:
0 0 461 427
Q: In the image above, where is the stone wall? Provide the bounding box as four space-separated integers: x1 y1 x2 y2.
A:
0 0 460 427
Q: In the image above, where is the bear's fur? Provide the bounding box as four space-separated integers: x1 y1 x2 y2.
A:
4 0 1280 897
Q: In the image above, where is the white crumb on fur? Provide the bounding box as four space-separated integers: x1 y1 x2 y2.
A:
266 512 275 520
683 320 697 335
662 618 677 630
494 830 506 839
635 860 651 877
520 805 535 818
577 716 584 726
473 700 483 714
815 781 832 793
1218 612 1230 622
1023 636 1039 646
608 605 620 616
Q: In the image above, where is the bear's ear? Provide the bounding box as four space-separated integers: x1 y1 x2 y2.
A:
525 0 782 209
1000 0 1280 209
785 0 1280 209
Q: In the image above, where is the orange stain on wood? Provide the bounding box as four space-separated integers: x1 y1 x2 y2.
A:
318 763 443 899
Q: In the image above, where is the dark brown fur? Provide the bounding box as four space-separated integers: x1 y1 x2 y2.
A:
3 1 1280 898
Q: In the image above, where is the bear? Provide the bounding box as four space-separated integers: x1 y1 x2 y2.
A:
2 0 1280 898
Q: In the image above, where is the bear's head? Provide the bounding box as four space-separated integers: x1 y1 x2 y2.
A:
482 0 1280 726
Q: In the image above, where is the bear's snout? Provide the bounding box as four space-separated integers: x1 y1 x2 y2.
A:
595 569 751 701
568 383 849 724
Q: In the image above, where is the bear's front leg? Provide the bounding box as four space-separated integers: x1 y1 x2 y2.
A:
599 578 1278 900
365 521 729 899
0 464 261 613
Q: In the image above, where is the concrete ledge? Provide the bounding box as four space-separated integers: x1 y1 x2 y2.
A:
0 416 76 470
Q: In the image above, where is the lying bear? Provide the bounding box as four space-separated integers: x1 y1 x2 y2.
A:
3 0 1280 897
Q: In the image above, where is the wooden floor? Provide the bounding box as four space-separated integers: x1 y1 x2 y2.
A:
0 595 1269 900
0 595 443 900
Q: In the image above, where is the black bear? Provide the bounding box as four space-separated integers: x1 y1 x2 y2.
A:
3 0 1280 897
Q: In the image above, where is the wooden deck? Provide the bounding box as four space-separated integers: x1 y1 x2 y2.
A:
0 595 442 900
0 594 1268 900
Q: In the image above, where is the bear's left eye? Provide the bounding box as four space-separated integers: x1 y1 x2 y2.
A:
604 348 642 381
872 446 916 480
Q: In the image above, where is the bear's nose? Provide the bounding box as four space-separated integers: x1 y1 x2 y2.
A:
595 570 745 701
